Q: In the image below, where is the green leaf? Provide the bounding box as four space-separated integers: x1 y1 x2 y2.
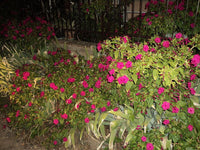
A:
159 125 165 134
109 110 128 119
98 113 109 130
99 125 106 139
177 101 186 107
109 128 118 150
118 122 127 139
114 51 119 59
153 69 159 80
126 81 132 92
132 73 138 84
177 112 186 120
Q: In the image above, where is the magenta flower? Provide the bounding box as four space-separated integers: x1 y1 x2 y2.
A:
53 119 59 125
190 23 195 28
175 33 182 39
40 91 45 97
188 107 195 114
143 45 149 52
158 87 164 94
101 107 106 112
107 101 111 107
146 143 154 150
163 119 170 125
95 80 101 88
80 91 86 96
63 137 68 142
113 107 119 111
16 87 20 92
97 42 102 51
53 140 57 145
162 41 170 48
91 104 96 109
162 101 170 110
117 75 129 84
61 113 68 119
190 88 196 95
125 61 132 68
141 136 147 142
148 21 152 25
28 83 32 87
28 102 32 107
187 82 191 89
136 72 141 79
67 78 75 83
117 62 124 69
123 36 127 43
189 11 194 17
72 93 77 99
172 107 179 113
188 125 193 131
190 74 196 80
191 54 200 67
109 69 115 75
154 37 161 43
84 117 90 123
82 80 88 88
107 75 114 83
16 110 20 117
60 88 65 93
138 83 143 90
89 88 94 92
66 99 72 104
135 54 142 60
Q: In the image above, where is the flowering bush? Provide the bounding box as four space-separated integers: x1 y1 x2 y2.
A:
127 0 200 40
0 16 56 55
87 34 200 149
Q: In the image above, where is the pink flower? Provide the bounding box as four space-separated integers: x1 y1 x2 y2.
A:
143 45 149 52
50 83 58 90
16 87 20 92
167 9 172 14
6 117 11 123
138 83 143 90
188 107 195 114
107 101 111 107
107 75 114 83
101 107 106 112
123 36 127 43
80 91 86 96
85 75 90 80
28 83 32 87
53 140 57 145
113 107 118 111
162 41 170 48
16 110 20 117
190 74 196 80
40 91 45 97
67 78 75 83
162 101 170 110
95 80 101 88
136 72 141 79
12 35 17 40
66 99 72 104
189 11 194 17
53 119 59 125
155 37 161 43
72 93 77 99
61 113 68 119
190 23 195 28
109 69 115 75
117 62 124 69
82 80 88 88
187 82 191 89
172 107 179 113
60 88 65 93
175 33 182 39
91 104 96 109
135 54 142 60
163 119 170 125
84 118 90 123
188 125 193 131
89 88 94 92
146 143 154 150
148 21 152 25
117 75 129 84
141 136 147 142
33 55 37 60
158 87 164 94
125 61 132 68
28 102 32 107
63 137 68 142
191 54 200 67
47 35 51 40
190 88 196 95
97 42 102 51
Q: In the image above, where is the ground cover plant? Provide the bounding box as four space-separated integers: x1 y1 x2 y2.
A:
1 33 200 150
